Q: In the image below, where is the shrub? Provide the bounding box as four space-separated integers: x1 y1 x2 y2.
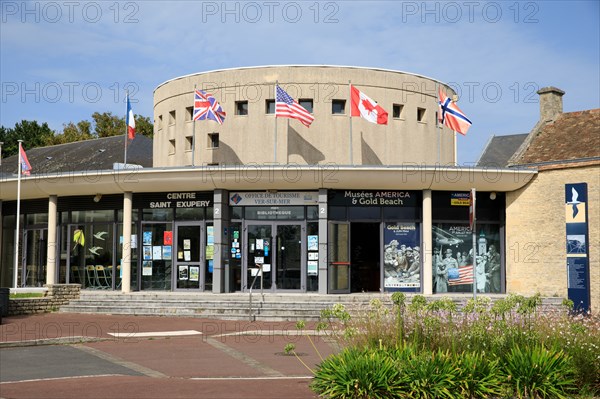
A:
392 345 461 399
502 345 577 399
311 347 407 399
456 351 504 399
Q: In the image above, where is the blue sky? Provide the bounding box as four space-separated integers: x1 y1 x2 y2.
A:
1 0 598 164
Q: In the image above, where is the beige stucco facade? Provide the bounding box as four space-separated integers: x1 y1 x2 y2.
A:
506 163 599 312
153 65 455 167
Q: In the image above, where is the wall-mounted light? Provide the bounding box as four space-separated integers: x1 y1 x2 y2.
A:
93 193 102 203
490 192 497 200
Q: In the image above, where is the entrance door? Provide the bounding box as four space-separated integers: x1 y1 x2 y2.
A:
22 229 47 287
245 223 303 292
328 222 350 294
174 223 203 290
276 224 302 290
350 222 381 292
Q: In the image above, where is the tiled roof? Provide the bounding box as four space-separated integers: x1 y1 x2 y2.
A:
476 134 528 167
510 109 600 165
0 135 153 176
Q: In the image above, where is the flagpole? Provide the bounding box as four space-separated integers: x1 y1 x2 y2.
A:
13 140 23 288
192 85 197 166
348 81 353 165
436 83 441 165
124 91 129 168
471 188 477 300
454 131 458 166
274 82 278 163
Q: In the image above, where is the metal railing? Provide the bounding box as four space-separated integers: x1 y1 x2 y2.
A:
248 264 264 322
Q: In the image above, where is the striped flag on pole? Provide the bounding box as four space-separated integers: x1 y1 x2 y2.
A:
126 93 136 140
448 264 474 285
19 145 31 175
438 89 472 135
275 85 314 127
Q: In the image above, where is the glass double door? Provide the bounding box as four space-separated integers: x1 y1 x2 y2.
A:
21 229 47 287
173 223 212 291
245 223 304 292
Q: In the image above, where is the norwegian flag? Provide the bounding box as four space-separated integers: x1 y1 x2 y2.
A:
193 89 226 124
438 89 472 135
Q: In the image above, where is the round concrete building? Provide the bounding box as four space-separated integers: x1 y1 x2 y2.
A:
153 65 456 167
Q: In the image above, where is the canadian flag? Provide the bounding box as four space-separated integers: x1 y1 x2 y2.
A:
350 85 388 125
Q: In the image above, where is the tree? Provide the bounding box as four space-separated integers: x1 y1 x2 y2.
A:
50 120 94 145
135 115 154 139
0 120 55 157
92 112 125 138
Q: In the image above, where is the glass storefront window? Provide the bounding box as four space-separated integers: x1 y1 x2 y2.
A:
432 223 502 294
306 222 319 292
140 223 173 290
67 223 115 289
231 207 243 219
307 206 319 220
383 222 421 292
142 208 174 221
176 207 205 220
72 210 115 223
26 213 48 225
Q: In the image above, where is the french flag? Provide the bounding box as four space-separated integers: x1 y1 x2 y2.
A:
126 94 136 140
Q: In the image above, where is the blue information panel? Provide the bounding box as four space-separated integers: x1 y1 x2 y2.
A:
565 183 591 313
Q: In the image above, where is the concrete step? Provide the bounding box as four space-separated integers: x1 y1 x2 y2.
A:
59 292 566 321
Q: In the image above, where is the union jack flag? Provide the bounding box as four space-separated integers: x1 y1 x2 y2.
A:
438 89 472 135
193 89 226 124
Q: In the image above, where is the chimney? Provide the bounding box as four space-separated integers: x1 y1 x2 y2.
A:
537 86 565 122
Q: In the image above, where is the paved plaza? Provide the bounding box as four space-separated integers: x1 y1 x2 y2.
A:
0 313 338 399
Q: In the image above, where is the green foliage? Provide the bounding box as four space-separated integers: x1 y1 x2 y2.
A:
309 294 600 398
503 345 577 399
456 351 504 398
0 120 55 156
311 348 407 399
283 343 296 355
393 346 460 399
1 112 154 155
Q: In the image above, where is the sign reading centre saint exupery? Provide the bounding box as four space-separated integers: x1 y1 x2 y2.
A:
134 192 213 209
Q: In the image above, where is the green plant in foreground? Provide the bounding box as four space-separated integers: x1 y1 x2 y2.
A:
284 343 296 355
394 346 460 399
456 351 504 399
503 345 577 399
311 348 406 399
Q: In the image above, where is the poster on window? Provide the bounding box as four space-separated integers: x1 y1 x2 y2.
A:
432 224 501 294
383 223 421 290
178 265 189 280
143 231 152 245
189 266 199 281
142 261 152 276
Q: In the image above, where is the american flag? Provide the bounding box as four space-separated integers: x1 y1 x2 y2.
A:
438 89 472 135
275 85 314 127
193 89 226 124
448 264 474 285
